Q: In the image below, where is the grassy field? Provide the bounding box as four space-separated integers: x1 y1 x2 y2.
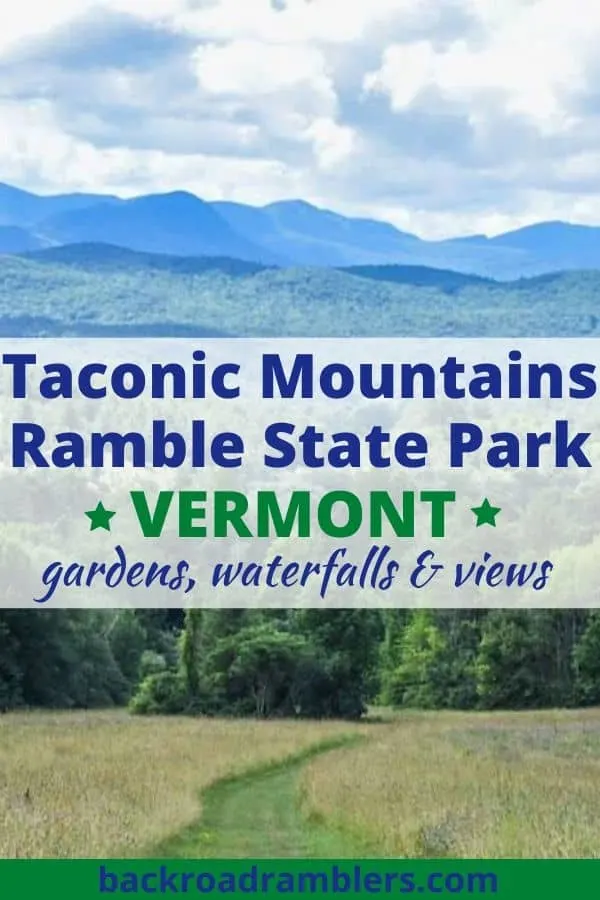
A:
4 708 600 858
0 711 360 858
301 708 600 858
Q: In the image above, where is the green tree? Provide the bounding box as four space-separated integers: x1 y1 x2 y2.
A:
293 610 382 718
205 623 313 717
181 610 203 697
107 611 147 686
0 616 22 709
476 611 553 709
383 610 449 709
573 612 600 705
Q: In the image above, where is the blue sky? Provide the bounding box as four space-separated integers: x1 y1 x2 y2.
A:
0 0 598 238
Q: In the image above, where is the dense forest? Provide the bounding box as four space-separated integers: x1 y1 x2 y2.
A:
3 609 600 718
2 247 600 338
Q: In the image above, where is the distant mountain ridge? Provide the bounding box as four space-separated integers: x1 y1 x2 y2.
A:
22 242 271 277
23 241 496 293
3 181 600 279
39 192 279 263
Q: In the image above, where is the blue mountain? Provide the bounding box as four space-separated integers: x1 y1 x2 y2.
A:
0 225 47 254
0 181 117 227
4 180 600 277
215 199 420 266
486 221 600 267
39 191 279 263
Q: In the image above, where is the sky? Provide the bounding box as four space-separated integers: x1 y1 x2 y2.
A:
1 0 599 238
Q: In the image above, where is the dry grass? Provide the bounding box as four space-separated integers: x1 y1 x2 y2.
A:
0 710 357 858
301 708 600 858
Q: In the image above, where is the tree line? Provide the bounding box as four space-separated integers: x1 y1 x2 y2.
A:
3 609 600 717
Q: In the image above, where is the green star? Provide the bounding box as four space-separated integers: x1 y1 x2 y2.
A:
85 501 116 532
471 498 501 527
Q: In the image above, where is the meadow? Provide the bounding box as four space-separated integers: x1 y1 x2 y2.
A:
302 709 600 858
0 711 359 858
3 708 600 858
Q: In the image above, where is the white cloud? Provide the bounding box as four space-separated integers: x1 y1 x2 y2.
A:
0 1 85 53
0 1 188 53
363 3 591 131
193 40 333 102
3 0 600 236
0 97 298 200
302 118 357 170
175 0 429 45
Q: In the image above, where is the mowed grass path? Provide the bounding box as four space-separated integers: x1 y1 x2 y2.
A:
301 708 600 858
6 709 600 858
156 739 367 858
0 711 361 858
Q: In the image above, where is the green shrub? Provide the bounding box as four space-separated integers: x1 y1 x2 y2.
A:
129 671 188 715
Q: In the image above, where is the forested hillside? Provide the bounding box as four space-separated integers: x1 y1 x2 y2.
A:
2 246 600 337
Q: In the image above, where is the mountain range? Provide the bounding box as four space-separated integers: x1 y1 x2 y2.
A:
3 181 600 280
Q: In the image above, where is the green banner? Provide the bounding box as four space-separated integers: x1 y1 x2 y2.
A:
1 859 599 897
